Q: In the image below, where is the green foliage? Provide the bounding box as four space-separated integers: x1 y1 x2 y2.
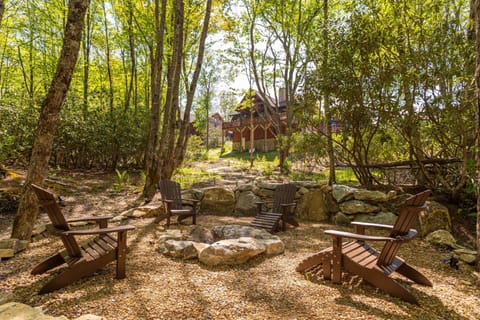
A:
173 166 221 189
113 169 130 193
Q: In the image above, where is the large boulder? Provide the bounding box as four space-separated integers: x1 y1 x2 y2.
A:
296 189 329 222
339 200 380 215
353 189 387 202
453 248 477 265
334 212 352 225
188 226 215 244
201 187 235 215
235 191 260 216
211 225 274 240
159 240 198 259
425 229 458 248
419 201 451 236
198 237 266 266
0 302 68 320
332 185 356 203
0 238 29 259
353 212 397 226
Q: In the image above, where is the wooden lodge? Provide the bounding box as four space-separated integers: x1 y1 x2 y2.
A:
222 91 287 152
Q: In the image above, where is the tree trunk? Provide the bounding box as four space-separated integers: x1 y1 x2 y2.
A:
323 0 335 185
11 0 89 240
101 0 114 112
143 0 167 199
474 0 480 271
0 0 4 26
82 2 92 119
172 0 212 172
156 0 184 180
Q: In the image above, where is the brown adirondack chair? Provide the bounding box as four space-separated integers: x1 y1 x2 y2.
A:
296 190 432 304
31 184 135 294
250 183 298 233
155 180 199 227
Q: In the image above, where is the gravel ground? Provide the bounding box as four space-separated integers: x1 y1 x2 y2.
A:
1 168 479 320
1 214 479 320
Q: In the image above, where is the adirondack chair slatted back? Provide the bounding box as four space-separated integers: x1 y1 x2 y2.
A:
377 190 431 266
31 184 82 257
158 180 182 210
272 183 297 213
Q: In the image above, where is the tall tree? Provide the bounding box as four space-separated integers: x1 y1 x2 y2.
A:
0 0 4 26
474 0 480 271
11 0 90 240
172 0 213 173
322 0 335 185
143 0 167 199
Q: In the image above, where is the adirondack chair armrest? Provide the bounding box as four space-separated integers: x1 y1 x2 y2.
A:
256 201 273 212
66 216 114 228
182 198 200 208
350 221 393 234
324 229 396 242
280 203 296 208
280 203 297 215
62 225 135 236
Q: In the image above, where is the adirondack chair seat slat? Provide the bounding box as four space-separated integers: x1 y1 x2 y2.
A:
297 190 432 305
96 236 116 252
250 184 298 233
31 184 135 294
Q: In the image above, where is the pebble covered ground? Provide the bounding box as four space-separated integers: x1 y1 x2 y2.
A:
0 168 479 320
1 214 479 320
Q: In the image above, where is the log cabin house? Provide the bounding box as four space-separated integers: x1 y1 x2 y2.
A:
222 91 287 152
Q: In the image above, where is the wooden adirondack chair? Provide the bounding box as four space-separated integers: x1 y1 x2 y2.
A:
296 190 432 304
250 183 298 233
31 184 135 294
155 180 199 227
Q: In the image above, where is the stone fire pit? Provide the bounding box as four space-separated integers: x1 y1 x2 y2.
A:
158 225 284 266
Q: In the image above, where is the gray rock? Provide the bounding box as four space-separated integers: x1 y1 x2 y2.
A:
261 238 285 255
253 187 275 200
212 225 275 240
295 181 320 189
131 204 162 218
296 189 329 222
297 186 310 196
256 182 280 190
157 229 184 244
332 185 356 203
425 230 458 248
183 188 205 201
324 192 339 214
235 184 254 192
201 187 235 214
453 248 477 265
161 240 198 259
353 189 387 202
382 194 412 212
419 201 451 236
188 226 215 244
334 212 352 225
198 237 266 266
339 200 380 214
235 191 260 216
0 239 29 259
386 190 397 199
353 212 397 226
